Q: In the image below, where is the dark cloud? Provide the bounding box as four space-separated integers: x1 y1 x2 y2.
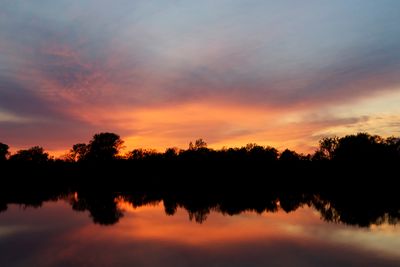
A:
0 77 62 118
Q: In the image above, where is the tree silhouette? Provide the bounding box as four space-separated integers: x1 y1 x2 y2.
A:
9 146 49 163
189 138 207 150
279 149 301 161
164 147 180 159
2 131 399 165
384 136 400 160
66 143 89 162
246 144 278 160
333 133 385 161
127 148 159 160
0 142 9 161
85 133 124 161
314 137 339 160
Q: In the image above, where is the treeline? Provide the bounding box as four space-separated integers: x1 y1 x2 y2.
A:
1 132 399 187
1 132 399 163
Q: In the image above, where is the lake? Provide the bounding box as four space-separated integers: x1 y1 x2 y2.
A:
1 192 399 267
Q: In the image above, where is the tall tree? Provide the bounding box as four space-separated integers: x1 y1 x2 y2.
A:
66 143 89 162
316 137 339 160
0 142 9 161
85 133 124 161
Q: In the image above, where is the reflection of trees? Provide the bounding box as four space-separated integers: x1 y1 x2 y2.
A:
311 192 400 227
116 189 400 226
188 208 210 224
0 189 65 215
1 186 400 227
69 192 124 225
0 202 7 213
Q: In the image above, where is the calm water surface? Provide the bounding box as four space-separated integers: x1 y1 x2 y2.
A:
1 197 400 267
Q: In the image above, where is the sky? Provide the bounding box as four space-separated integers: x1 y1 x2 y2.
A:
1 0 400 155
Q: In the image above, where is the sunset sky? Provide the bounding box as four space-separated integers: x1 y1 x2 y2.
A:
1 0 400 155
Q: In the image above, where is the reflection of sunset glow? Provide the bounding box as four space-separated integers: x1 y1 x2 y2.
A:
2 201 400 266
326 224 400 258
81 202 322 245
115 197 161 213
108 200 400 259
105 203 400 258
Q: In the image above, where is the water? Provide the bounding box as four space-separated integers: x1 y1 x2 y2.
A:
1 193 399 267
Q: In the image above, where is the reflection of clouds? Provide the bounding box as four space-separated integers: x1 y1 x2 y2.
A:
315 225 400 259
111 199 400 262
109 202 400 261
1 202 400 267
0 225 30 238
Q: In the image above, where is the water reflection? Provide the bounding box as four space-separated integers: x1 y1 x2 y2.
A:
1 186 400 266
1 200 400 267
1 188 399 227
